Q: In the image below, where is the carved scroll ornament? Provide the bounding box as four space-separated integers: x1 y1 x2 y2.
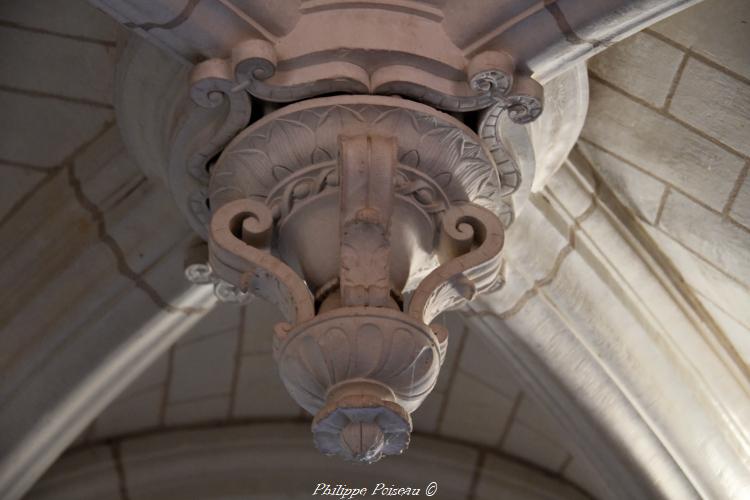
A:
181 39 543 232
174 37 541 237
193 96 505 463
189 39 543 121
208 198 315 326
408 204 505 325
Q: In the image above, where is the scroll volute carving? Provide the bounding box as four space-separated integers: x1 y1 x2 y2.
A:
206 104 505 464
208 198 315 327
408 204 505 326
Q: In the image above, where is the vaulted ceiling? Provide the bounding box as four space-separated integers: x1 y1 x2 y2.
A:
1 1 748 499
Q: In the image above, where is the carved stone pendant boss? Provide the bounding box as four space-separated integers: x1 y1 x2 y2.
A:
172 9 544 463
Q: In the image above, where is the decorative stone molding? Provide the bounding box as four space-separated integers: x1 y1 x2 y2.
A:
189 38 544 119
113 33 593 242
93 0 701 85
184 239 255 304
465 154 750 499
206 96 502 214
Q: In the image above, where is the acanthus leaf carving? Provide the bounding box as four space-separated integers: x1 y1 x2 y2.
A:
339 135 396 308
207 96 503 220
103 0 594 470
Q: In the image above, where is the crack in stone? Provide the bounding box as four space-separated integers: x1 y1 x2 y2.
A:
123 0 202 32
64 140 204 315
466 450 487 500
109 441 131 500
434 325 469 433
0 122 117 235
0 20 117 47
495 392 523 448
66 164 175 311
492 244 574 320
158 346 176 426
0 84 114 109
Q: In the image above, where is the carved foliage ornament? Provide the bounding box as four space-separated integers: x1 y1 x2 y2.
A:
177 37 543 232
169 4 546 462
184 95 507 463
168 12 547 241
